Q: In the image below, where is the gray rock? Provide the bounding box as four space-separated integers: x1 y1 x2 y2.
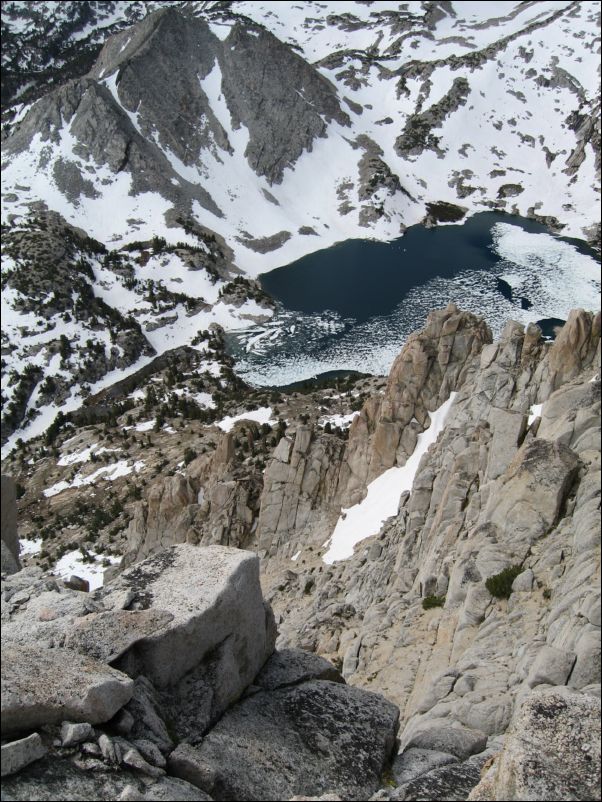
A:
511 569 534 593
395 78 470 159
60 721 94 747
168 679 399 801
118 777 213 800
527 645 577 688
1 540 20 576
122 747 165 778
485 408 527 481
458 585 491 630
111 708 135 735
1 475 20 575
290 796 343 802
63 576 90 593
106 545 275 734
122 676 172 754
1 644 133 737
81 741 101 757
404 725 487 760
119 786 149 802
98 733 121 765
568 630 601 689
254 648 344 691
485 439 580 549
342 637 363 679
1 732 47 777
415 672 459 714
468 687 601 801
64 608 175 663
0 753 131 800
1 476 19 557
456 695 513 737
132 739 166 769
396 751 490 801
1 582 102 653
392 747 458 785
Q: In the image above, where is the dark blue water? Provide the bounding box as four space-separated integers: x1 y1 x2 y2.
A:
259 212 595 322
229 213 600 386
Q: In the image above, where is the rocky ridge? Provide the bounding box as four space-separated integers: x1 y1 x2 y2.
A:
1 209 274 450
2 304 600 800
1 543 400 801
265 307 600 736
3 1 599 254
111 306 602 798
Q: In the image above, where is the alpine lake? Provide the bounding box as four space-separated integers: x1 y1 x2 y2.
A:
225 212 601 388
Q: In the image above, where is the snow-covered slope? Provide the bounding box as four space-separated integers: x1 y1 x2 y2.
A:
1 0 600 451
3 1 600 262
0 211 273 455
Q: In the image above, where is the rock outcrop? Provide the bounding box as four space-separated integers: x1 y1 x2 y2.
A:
169 677 399 801
340 304 492 503
469 687 601 801
122 433 264 567
262 307 600 799
1 475 19 556
2 306 599 800
1 544 400 800
5 6 350 218
1 733 47 779
108 545 276 734
1 475 20 575
122 305 497 565
1 645 134 737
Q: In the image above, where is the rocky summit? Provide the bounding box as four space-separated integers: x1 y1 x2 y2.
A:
1 2 601 801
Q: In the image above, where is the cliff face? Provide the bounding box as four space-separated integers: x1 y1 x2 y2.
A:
4 6 350 217
121 306 600 768
267 307 600 760
3 305 600 800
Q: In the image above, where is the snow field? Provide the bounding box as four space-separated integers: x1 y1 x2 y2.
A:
322 393 457 563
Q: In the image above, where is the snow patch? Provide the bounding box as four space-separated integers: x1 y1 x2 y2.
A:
216 406 274 432
319 412 360 429
52 548 121 591
323 393 457 563
43 460 145 497
528 402 544 426
19 538 43 556
57 443 99 466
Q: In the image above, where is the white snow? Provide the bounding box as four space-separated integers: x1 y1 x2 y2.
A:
291 550 301 561
528 403 544 426
19 537 43 556
173 388 216 408
2 0 601 452
323 393 457 563
57 443 99 466
3 0 599 264
319 412 360 429
52 548 121 591
135 420 156 432
216 406 274 432
43 460 145 497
